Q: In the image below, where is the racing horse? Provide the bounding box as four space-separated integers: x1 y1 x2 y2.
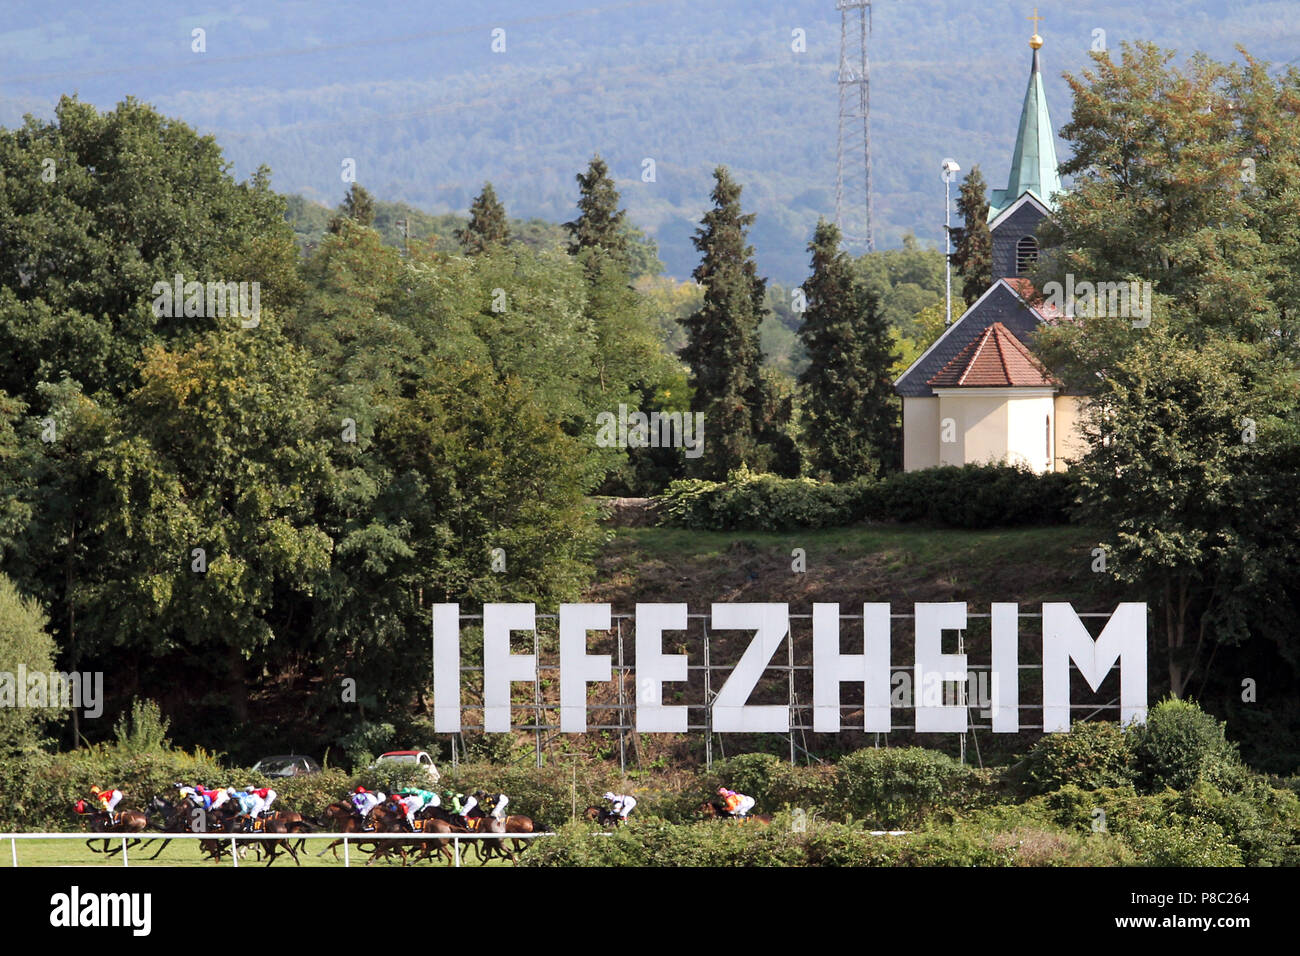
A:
696 801 772 825
144 794 213 861
74 800 151 855
583 805 624 828
362 800 424 866
232 810 307 867
315 800 398 863
472 810 545 864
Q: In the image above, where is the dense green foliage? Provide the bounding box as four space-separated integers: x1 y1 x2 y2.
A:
1016 720 1136 795
9 697 1296 866
1033 45 1300 714
456 182 511 254
679 167 791 478
1129 698 1247 794
0 572 59 755
654 464 1077 532
951 165 993 309
797 220 900 480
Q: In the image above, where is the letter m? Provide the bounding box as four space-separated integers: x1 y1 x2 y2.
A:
1042 603 1147 731
1095 281 1128 318
206 281 239 318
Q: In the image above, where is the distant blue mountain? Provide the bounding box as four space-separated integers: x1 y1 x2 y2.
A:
2 0 1294 282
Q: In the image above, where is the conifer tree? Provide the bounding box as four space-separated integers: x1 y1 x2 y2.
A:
798 219 900 479
328 183 375 233
678 167 768 478
456 182 510 255
951 165 992 308
565 155 628 271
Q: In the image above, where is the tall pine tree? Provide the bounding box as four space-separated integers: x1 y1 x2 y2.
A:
328 183 375 233
564 155 628 272
564 155 681 492
797 219 900 479
679 167 769 479
456 182 510 255
950 166 992 308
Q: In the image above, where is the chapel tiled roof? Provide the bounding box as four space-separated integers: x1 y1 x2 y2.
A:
926 321 1059 388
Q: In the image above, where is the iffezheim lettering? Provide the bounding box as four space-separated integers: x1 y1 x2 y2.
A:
431 601 1148 734
49 886 151 937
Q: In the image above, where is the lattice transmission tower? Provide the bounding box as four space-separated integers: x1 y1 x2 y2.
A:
835 0 874 252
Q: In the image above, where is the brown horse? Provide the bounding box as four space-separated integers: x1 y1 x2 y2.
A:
75 801 150 855
316 801 380 862
242 809 313 860
408 809 459 865
583 805 624 828
697 801 773 825
248 812 305 867
474 812 544 863
364 801 421 866
145 795 229 861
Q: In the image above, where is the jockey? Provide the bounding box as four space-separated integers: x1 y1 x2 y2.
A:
351 787 384 820
475 790 509 822
393 792 426 830
90 786 124 822
195 785 230 813
717 787 755 818
395 787 440 826
227 787 259 826
174 783 201 807
245 786 277 820
603 791 636 821
444 791 477 826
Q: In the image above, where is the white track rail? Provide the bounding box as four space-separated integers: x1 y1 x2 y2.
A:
3 830 551 867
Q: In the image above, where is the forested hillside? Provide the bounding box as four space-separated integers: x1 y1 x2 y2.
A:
2 1 1296 281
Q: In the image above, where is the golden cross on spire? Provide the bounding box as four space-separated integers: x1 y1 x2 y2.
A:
1028 7 1044 49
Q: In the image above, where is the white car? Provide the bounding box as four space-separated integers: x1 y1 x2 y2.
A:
374 750 440 784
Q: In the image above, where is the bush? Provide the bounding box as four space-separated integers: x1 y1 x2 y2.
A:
654 468 866 531
1129 698 1244 794
0 746 229 831
435 760 626 829
865 464 1076 528
1016 721 1135 795
0 572 59 756
697 752 837 818
1166 779 1300 867
1127 816 1244 866
834 747 990 828
653 464 1076 532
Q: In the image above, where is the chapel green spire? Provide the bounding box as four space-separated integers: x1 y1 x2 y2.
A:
989 19 1062 219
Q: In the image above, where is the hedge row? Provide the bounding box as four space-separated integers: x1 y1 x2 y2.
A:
524 777 1300 867
653 464 1078 531
520 817 1138 867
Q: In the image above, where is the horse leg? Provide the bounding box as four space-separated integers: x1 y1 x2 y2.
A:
147 839 172 860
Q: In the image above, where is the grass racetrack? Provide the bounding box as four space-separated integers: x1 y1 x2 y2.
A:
4 835 520 867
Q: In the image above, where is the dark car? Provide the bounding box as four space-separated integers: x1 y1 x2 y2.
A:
250 755 322 778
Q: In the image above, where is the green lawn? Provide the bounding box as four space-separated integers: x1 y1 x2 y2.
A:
3 834 521 868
